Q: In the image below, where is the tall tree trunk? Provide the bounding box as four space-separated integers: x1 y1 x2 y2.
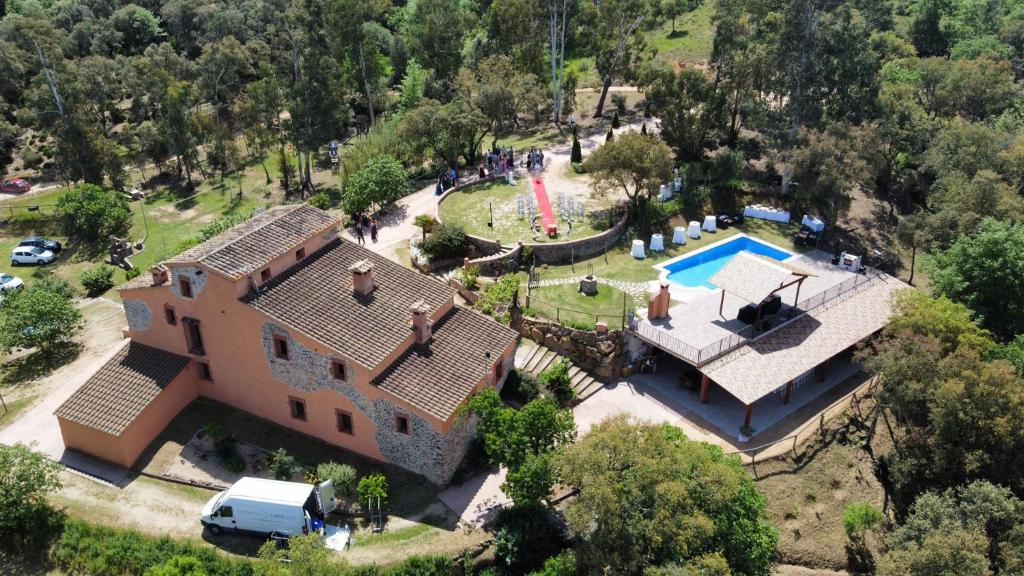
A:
261 160 271 184
556 0 568 123
357 40 375 125
549 8 559 123
729 86 741 148
594 77 612 118
908 245 916 285
303 151 312 194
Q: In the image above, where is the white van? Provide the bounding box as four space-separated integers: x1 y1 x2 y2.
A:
201 477 337 537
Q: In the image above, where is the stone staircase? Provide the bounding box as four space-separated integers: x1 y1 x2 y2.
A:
514 340 603 404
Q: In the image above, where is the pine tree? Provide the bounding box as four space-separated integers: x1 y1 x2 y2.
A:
611 111 621 129
606 127 614 142
571 127 583 164
641 123 647 135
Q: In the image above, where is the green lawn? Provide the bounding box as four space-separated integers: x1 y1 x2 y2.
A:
439 178 615 245
527 218 806 284
526 281 631 329
0 157 283 298
649 3 716 66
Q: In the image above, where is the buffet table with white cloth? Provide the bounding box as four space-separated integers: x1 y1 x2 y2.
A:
743 204 790 223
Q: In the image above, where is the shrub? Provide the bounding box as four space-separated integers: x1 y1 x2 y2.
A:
563 318 596 331
125 267 142 280
0 443 63 555
539 359 575 405
33 278 74 299
357 472 389 507
266 448 298 480
215 442 246 474
420 223 467 261
22 148 43 169
611 110 621 129
475 274 520 319
176 213 251 252
612 93 627 114
460 265 480 290
843 502 883 540
493 505 563 573
501 369 540 404
317 462 357 496
605 127 614 142
570 128 582 164
307 192 331 210
80 267 115 296
413 214 438 234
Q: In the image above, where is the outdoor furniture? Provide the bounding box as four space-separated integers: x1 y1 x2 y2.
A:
672 226 687 245
687 221 701 239
801 214 825 232
674 178 682 192
737 304 758 324
795 227 820 246
743 204 790 223
717 214 733 229
650 234 664 252
702 215 717 233
631 239 646 259
659 184 673 201
762 294 782 315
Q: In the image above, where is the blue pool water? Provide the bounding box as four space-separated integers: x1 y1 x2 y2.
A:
663 236 793 289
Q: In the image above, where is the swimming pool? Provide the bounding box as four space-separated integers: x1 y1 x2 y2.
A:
657 234 794 289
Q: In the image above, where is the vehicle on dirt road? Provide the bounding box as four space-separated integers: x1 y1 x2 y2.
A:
10 246 55 265
200 477 342 541
0 178 31 193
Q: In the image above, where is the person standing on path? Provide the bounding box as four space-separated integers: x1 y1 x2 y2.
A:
370 220 378 243
355 224 365 245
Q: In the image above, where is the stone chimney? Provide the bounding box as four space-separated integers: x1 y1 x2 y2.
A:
349 259 376 296
410 300 432 344
150 264 169 286
647 281 671 320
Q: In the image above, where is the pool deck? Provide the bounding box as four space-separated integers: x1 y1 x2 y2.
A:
644 250 858 352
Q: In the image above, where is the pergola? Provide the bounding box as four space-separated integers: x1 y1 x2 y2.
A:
708 252 811 321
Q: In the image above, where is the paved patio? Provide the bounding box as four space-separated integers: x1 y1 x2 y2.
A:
645 250 858 352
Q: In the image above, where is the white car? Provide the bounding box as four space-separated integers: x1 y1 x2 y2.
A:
0 273 24 292
10 246 55 265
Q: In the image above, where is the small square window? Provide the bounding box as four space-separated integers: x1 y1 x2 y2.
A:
336 410 354 435
179 277 193 298
197 361 212 381
289 397 307 421
395 414 410 435
164 305 177 325
260 268 271 283
331 360 346 381
273 335 289 360
295 248 306 261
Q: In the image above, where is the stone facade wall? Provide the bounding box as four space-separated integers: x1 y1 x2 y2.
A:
513 313 628 380
261 321 472 485
124 299 152 331
527 217 628 265
468 244 522 276
170 266 208 298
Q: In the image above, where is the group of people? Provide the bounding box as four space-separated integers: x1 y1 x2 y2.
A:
525 148 545 172
483 147 516 176
351 213 379 245
436 167 460 194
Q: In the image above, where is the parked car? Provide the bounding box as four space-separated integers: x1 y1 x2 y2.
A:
18 236 62 253
10 246 55 265
0 178 31 193
0 273 24 292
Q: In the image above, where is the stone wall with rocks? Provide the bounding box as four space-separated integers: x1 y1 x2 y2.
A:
261 321 473 485
170 266 208 298
468 244 522 276
124 299 152 331
512 312 628 380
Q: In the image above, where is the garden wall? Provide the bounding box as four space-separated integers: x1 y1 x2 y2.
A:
512 311 628 380
435 177 629 268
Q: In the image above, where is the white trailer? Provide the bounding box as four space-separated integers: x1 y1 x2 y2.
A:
201 477 337 537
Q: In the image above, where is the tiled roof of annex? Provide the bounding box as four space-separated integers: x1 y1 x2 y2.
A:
54 342 191 436
246 237 455 368
122 205 337 289
373 306 518 420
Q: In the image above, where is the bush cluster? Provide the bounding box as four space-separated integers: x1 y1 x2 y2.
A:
420 223 467 261
539 359 575 405
316 461 357 496
80 266 115 296
265 448 298 480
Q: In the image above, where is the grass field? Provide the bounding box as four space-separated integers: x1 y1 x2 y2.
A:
439 178 615 245
650 3 716 67
526 281 631 329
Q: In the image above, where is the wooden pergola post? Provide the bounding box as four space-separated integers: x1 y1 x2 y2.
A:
744 404 754 429
700 374 711 404
783 380 794 404
718 290 726 318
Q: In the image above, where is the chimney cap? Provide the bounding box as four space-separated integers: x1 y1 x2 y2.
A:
349 259 374 274
410 299 431 314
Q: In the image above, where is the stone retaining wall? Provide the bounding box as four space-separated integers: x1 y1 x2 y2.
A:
512 312 628 380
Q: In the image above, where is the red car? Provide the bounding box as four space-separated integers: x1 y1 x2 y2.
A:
0 179 31 193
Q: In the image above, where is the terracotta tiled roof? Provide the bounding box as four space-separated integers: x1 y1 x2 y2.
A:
165 204 337 279
247 238 455 367
702 275 908 404
373 307 518 420
709 252 797 304
55 342 191 436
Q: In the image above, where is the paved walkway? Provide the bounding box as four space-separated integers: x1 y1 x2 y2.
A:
0 299 131 485
437 467 510 528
